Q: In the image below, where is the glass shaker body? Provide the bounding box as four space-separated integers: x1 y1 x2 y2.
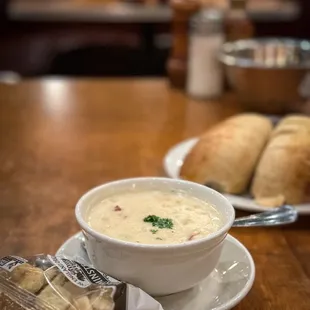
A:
187 9 225 99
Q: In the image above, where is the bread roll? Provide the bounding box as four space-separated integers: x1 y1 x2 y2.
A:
251 115 310 206
180 114 273 194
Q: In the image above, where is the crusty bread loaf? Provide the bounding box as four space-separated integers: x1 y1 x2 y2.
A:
180 113 273 194
251 115 310 206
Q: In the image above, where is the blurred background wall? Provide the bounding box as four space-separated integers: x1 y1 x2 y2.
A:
0 0 307 77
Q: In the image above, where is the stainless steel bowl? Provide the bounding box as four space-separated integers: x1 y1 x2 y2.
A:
219 38 310 114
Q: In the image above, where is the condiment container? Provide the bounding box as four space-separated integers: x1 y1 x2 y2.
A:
219 38 310 114
187 9 225 99
225 0 254 42
167 0 200 89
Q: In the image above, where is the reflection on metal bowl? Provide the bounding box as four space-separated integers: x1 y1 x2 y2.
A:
219 38 310 114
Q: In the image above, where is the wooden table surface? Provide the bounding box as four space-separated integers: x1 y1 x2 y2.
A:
0 79 310 309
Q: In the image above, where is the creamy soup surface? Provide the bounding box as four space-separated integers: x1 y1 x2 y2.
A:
87 190 223 245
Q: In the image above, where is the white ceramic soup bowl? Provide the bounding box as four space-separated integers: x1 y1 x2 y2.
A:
75 177 235 296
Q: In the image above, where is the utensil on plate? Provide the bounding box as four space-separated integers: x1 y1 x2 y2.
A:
233 205 298 227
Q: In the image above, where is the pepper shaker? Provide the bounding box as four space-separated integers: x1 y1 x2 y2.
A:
225 0 254 42
167 0 200 89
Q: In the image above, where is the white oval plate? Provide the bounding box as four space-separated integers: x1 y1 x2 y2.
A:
57 232 255 310
163 138 310 215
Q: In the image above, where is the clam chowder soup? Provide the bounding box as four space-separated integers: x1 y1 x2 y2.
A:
87 190 223 244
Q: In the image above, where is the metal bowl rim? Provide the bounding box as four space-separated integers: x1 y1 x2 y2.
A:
219 37 310 69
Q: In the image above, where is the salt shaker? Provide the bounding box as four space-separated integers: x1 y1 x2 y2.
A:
187 9 224 99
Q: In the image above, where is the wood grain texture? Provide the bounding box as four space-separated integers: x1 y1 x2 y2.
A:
0 79 310 308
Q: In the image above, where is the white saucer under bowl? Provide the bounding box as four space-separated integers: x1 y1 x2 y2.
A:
163 137 310 215
56 232 255 310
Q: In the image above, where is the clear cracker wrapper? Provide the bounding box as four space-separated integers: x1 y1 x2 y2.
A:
0 255 163 310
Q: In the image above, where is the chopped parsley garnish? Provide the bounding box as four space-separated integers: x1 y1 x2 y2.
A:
144 215 174 229
156 237 163 240
150 229 158 234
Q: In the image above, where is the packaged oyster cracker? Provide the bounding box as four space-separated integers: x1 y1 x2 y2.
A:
0 255 163 310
